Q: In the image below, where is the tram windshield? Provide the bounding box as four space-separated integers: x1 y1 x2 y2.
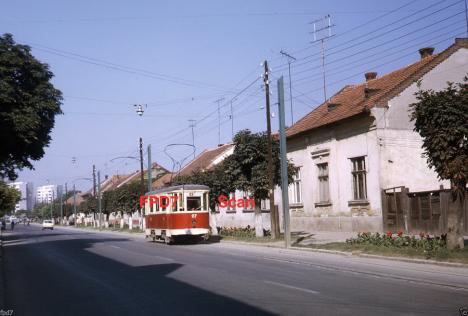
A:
187 196 202 211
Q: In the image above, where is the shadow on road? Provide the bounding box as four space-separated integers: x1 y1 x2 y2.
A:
3 228 274 316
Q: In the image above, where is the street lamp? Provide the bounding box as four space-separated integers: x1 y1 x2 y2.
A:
72 178 93 227
134 104 146 116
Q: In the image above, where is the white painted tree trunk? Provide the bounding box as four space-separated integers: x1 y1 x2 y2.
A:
254 199 264 237
209 212 218 236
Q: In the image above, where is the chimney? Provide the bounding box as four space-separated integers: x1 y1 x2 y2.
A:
365 72 377 81
418 47 434 59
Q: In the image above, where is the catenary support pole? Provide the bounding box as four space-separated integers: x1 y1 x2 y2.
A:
97 171 102 229
59 185 63 224
73 184 77 226
139 137 145 194
92 165 96 198
147 144 152 193
277 76 291 248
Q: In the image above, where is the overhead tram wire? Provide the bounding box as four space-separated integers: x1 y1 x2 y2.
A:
272 0 463 72
105 67 264 163
291 25 465 89
195 76 261 127
274 0 460 71
292 18 466 79
292 22 466 86
290 31 466 101
26 42 239 93
268 0 425 65
292 32 465 98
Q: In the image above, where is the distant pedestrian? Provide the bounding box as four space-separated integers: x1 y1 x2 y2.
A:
1 219 5 231
11 220 15 230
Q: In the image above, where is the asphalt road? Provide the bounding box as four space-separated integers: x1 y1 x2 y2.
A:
1 225 468 316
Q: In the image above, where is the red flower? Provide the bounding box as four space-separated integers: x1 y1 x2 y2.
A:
397 231 403 237
386 231 393 237
419 232 425 238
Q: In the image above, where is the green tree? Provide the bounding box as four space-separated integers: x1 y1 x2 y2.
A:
0 181 20 217
173 165 234 211
411 77 468 250
224 130 297 237
100 181 142 215
0 33 62 180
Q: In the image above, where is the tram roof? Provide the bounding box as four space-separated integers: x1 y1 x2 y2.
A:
146 184 210 195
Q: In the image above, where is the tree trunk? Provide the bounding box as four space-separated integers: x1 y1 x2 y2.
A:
209 211 218 236
254 198 264 237
446 184 465 250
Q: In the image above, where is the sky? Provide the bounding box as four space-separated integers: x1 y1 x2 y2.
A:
1 0 466 191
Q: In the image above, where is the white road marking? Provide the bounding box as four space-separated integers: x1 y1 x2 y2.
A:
264 280 319 294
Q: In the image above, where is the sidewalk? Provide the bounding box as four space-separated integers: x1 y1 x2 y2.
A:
292 231 355 245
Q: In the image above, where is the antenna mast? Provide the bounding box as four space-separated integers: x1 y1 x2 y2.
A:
311 14 334 102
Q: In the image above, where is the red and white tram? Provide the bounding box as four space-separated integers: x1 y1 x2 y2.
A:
144 184 210 243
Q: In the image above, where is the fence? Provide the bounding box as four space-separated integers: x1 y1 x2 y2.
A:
382 186 468 235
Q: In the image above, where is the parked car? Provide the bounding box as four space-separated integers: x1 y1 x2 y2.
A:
42 220 54 230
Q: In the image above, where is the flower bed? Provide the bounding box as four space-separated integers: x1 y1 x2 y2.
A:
346 231 447 254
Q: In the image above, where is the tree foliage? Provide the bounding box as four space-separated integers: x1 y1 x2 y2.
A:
410 77 468 191
0 181 20 217
173 165 234 211
104 181 141 214
224 130 297 201
174 129 297 209
75 181 143 215
0 33 62 180
411 77 468 249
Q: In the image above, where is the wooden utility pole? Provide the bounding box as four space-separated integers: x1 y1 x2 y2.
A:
263 60 280 239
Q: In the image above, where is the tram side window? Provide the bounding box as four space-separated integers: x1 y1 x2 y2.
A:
172 194 178 212
179 193 184 211
187 196 202 211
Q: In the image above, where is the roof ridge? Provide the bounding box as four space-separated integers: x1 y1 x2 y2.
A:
286 38 467 138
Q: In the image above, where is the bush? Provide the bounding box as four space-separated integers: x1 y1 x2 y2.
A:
218 226 256 238
346 232 447 256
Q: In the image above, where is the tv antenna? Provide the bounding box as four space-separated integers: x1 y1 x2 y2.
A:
280 50 296 126
311 14 334 102
188 119 196 159
214 98 225 145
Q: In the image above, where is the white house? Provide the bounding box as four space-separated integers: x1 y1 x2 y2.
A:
278 38 468 232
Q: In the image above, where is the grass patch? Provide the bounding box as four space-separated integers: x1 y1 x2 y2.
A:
219 234 284 243
300 242 468 264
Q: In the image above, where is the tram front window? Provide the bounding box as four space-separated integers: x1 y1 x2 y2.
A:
187 196 201 211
